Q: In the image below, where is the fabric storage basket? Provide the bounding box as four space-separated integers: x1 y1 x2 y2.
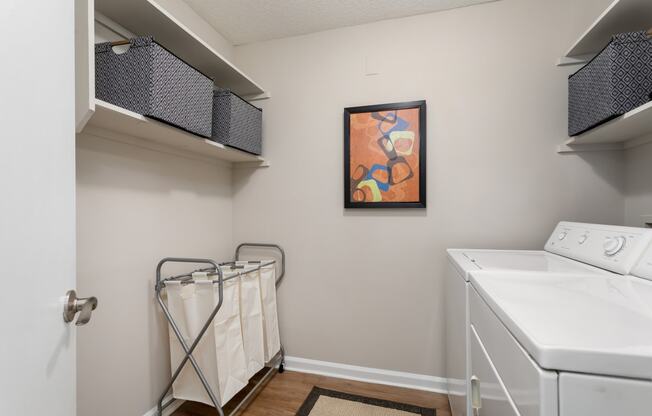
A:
95 36 213 138
212 89 263 155
568 30 652 136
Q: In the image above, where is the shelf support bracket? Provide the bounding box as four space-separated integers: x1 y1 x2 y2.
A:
243 92 272 102
556 53 594 67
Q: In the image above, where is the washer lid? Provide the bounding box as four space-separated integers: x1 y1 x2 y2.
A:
447 249 607 281
471 270 652 380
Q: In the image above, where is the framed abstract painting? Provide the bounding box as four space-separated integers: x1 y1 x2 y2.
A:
344 100 426 208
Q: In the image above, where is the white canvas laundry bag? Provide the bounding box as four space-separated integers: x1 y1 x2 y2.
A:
210 270 249 404
238 264 266 378
164 271 248 407
259 263 281 361
165 281 220 406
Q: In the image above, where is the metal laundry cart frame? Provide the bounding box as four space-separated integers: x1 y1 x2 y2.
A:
154 243 286 416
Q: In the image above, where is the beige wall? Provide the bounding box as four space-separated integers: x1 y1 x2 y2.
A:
76 133 234 416
75 1 642 415
625 140 652 227
231 0 625 376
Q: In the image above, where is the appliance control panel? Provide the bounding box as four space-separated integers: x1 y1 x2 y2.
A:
632 243 652 281
545 222 652 275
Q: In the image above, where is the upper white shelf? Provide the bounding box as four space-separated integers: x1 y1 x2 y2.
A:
563 0 652 60
95 0 265 97
557 0 652 152
84 100 268 165
558 101 652 153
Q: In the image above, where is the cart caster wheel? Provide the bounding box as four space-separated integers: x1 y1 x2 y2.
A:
279 364 285 373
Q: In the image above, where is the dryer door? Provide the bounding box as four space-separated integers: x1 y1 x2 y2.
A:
470 325 520 416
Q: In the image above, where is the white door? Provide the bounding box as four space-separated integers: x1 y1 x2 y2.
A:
0 1 78 415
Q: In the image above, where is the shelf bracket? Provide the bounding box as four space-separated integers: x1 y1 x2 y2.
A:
556 53 594 67
243 91 272 102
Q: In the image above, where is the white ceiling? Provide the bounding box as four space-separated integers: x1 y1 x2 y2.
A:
183 0 496 45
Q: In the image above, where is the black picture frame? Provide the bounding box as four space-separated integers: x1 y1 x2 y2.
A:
344 100 427 209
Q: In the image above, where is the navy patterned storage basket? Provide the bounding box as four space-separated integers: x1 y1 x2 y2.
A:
568 31 652 136
212 89 262 155
95 37 213 138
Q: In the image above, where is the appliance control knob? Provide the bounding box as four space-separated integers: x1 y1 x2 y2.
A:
604 236 626 256
578 234 588 244
558 232 568 241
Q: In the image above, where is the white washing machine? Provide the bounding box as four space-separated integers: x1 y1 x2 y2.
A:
467 222 652 416
445 222 652 416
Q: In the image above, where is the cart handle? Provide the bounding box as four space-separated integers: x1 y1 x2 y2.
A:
155 257 223 290
235 243 286 286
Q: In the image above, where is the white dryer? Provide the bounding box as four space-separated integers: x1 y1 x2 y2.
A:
467 222 652 416
445 222 652 416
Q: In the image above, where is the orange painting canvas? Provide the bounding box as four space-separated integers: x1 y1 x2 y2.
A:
344 101 426 208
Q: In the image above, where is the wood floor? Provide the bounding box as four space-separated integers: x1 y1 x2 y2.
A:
172 370 451 416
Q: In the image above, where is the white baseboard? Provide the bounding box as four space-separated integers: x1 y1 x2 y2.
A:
284 356 449 394
142 395 185 416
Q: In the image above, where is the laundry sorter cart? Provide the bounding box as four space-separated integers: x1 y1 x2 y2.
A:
154 243 286 416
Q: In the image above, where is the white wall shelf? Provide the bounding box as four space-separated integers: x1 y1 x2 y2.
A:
94 0 266 98
557 0 652 66
556 0 652 152
83 100 269 165
557 102 652 153
75 0 269 166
